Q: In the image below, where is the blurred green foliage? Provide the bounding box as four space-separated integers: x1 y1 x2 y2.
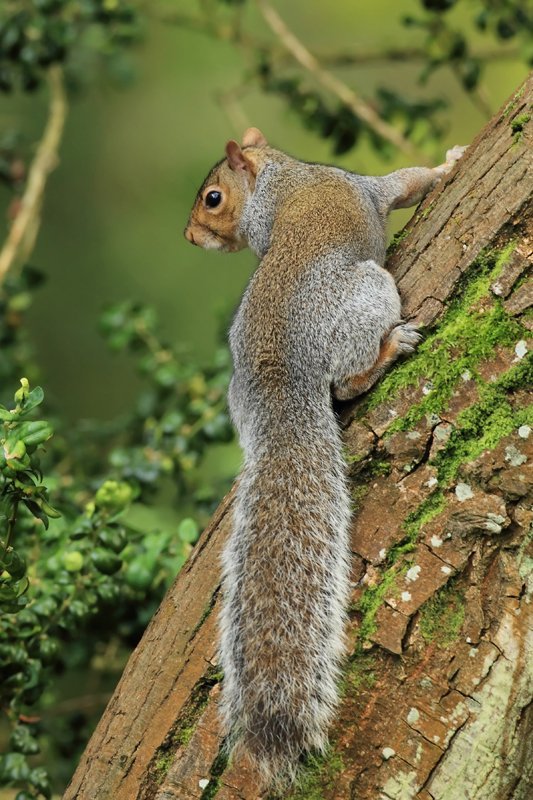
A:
1 270 232 797
0 0 530 796
0 0 141 93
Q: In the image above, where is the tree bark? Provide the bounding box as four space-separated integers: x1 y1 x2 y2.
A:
63 74 533 800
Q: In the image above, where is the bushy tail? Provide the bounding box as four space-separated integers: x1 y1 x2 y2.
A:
219 402 351 787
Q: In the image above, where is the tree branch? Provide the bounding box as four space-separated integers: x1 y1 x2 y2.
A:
159 7 514 133
215 84 254 136
319 45 520 67
256 0 430 163
158 12 518 69
0 66 67 287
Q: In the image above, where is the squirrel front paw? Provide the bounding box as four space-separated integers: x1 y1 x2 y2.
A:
435 145 467 178
445 144 467 167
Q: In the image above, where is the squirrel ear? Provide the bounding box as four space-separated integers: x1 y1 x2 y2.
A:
242 127 268 148
225 140 249 171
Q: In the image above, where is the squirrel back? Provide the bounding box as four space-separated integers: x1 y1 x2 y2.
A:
185 127 464 787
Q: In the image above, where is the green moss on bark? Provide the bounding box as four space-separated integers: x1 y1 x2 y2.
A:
281 750 344 800
153 752 174 784
386 227 410 256
434 359 533 483
363 244 523 434
502 84 526 117
419 584 465 645
190 591 218 640
511 111 531 143
345 652 377 691
199 743 230 800
356 568 401 646
400 491 446 548
149 665 223 784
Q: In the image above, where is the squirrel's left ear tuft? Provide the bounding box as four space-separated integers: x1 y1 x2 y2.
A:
225 140 249 171
242 127 268 148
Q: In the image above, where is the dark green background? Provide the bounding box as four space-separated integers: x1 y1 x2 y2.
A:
0 0 525 424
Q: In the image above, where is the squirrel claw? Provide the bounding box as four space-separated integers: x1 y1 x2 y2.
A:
390 322 423 355
435 145 467 178
445 145 467 166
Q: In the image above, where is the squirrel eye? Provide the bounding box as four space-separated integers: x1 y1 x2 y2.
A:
205 190 222 208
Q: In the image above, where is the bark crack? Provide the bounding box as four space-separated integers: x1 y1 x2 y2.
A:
419 715 471 795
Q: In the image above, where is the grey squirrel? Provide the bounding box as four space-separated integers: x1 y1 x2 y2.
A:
184 128 465 788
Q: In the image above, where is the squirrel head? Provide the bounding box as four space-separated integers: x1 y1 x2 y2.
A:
184 127 269 252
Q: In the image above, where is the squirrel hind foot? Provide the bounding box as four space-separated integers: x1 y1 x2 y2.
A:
333 321 422 400
389 321 423 355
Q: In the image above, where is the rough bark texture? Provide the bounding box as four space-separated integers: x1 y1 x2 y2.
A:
64 75 533 800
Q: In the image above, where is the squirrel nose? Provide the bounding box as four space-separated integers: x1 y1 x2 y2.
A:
184 228 196 245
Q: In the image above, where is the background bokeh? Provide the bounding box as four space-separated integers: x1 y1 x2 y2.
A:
0 0 530 796
3 1 525 422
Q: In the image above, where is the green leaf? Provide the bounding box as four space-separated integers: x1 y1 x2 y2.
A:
178 517 198 543
125 558 155 591
32 596 57 617
3 438 26 460
97 580 121 603
0 405 14 421
0 751 30 781
95 480 134 512
10 725 40 755
38 637 60 664
23 499 50 527
14 378 29 405
62 551 84 572
21 658 42 691
91 548 122 575
22 385 44 412
0 584 18 603
97 527 127 553
2 549 27 580
16 420 53 447
37 497 61 518
15 577 30 599
4 454 31 472
29 766 52 799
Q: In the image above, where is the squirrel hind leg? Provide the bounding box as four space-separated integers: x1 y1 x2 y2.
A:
333 322 422 400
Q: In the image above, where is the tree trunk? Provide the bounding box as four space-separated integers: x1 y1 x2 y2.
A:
63 75 533 800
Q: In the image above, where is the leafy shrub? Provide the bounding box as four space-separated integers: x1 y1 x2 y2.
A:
0 272 233 797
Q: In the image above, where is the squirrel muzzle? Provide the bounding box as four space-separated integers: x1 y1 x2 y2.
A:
183 217 246 252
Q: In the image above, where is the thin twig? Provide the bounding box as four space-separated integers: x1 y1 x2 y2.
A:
449 62 493 119
256 0 429 163
0 66 68 287
158 10 262 51
216 84 253 135
321 45 520 67
465 85 493 119
159 8 506 128
159 12 516 67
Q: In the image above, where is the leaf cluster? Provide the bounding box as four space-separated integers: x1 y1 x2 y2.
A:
1 0 531 794
0 0 141 93
258 60 447 156
234 0 532 157
0 274 234 797
405 0 533 92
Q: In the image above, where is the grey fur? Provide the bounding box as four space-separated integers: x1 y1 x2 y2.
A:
187 140 465 788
